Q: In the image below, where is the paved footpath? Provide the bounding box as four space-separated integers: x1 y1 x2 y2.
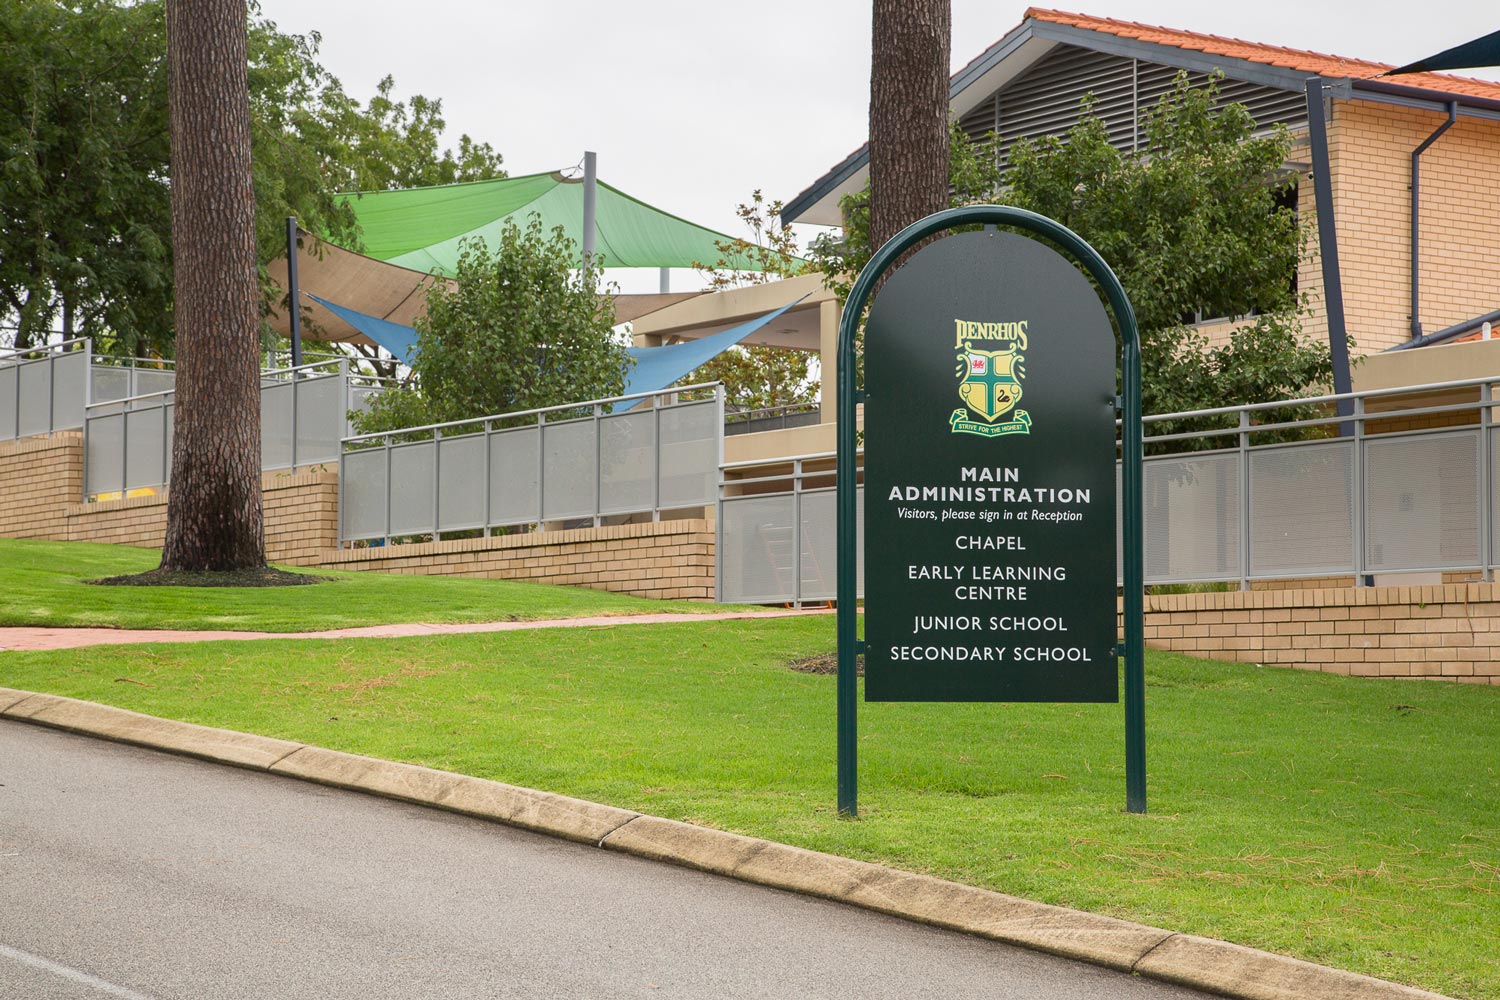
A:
0 721 1213 1000
0 608 831 652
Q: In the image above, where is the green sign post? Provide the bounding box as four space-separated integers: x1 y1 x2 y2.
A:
836 206 1146 814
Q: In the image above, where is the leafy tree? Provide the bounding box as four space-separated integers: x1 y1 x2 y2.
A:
688 191 819 411
693 190 805 292
0 0 173 351
1004 74 1330 423
317 75 504 192
695 347 819 414
808 120 998 303
0 0 505 354
811 74 1333 422
352 217 629 434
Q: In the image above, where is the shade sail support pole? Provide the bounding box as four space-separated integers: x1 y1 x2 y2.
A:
286 217 302 367
582 151 598 267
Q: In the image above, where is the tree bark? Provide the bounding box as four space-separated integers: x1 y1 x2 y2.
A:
869 0 951 254
160 0 265 571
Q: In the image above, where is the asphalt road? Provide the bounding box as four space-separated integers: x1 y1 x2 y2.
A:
0 721 1212 1000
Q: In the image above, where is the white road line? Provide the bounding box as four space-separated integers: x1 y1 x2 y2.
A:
0 942 155 999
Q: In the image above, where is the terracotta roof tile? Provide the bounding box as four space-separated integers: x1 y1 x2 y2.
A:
1025 8 1500 102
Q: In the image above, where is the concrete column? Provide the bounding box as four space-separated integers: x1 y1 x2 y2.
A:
819 298 839 424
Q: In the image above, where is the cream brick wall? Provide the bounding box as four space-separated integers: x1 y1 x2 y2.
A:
321 520 716 600
1123 583 1500 685
59 471 340 566
0 433 82 541
1304 100 1500 355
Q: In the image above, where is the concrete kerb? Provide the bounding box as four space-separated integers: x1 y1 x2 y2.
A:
0 687 301 770
0 688 1456 1000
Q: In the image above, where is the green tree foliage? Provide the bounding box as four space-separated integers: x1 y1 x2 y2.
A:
689 191 819 410
0 0 173 351
352 217 629 434
0 0 505 354
695 347 819 413
808 120 998 303
809 76 1334 422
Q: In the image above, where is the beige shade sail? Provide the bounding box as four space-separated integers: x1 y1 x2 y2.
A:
265 231 703 348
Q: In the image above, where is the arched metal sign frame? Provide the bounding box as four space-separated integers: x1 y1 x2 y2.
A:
835 204 1146 816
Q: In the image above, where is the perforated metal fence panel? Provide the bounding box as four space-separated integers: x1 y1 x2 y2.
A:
0 366 16 439
347 386 381 429
123 405 168 491
718 487 864 604
719 495 798 603
541 418 596 520
1492 427 1500 569
1365 430 1480 572
17 362 51 438
659 401 717 508
1250 440 1355 577
135 369 176 398
798 487 865 601
295 375 344 467
89 367 129 408
388 441 436 536
599 410 655 515
341 447 388 540
260 382 294 471
1115 463 1123 585
86 412 124 495
799 489 837 601
489 426 540 525
1143 452 1241 582
51 352 87 429
436 433 486 532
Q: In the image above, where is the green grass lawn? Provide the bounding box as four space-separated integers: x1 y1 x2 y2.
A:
0 538 744 631
2 615 1495 998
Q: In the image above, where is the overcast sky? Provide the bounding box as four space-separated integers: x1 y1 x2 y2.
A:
254 0 1500 293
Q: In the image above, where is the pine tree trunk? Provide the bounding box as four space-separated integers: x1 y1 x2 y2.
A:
869 0 951 253
159 0 265 571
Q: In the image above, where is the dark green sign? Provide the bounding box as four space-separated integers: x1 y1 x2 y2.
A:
863 230 1118 703
836 206 1146 818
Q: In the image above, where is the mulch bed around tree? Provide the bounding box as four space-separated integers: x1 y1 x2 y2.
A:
786 653 863 676
90 567 327 588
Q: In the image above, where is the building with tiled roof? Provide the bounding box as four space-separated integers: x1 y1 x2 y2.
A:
786 8 1500 363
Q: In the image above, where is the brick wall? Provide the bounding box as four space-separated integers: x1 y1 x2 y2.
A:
321 520 716 600
1124 583 1500 685
1309 101 1500 354
55 471 339 566
0 433 82 541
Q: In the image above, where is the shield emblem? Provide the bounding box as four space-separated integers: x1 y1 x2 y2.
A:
957 347 1023 422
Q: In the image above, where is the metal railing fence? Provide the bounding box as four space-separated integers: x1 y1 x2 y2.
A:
1123 376 1500 588
338 383 725 544
83 360 381 498
715 377 1500 603
88 354 177 404
0 337 91 440
724 402 822 436
717 451 864 606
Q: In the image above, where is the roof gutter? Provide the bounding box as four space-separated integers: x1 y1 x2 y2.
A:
1387 308 1500 351
1343 77 1500 120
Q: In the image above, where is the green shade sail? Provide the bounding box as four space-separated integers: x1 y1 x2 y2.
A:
335 170 766 275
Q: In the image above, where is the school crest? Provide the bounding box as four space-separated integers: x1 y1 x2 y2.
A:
951 342 1032 438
